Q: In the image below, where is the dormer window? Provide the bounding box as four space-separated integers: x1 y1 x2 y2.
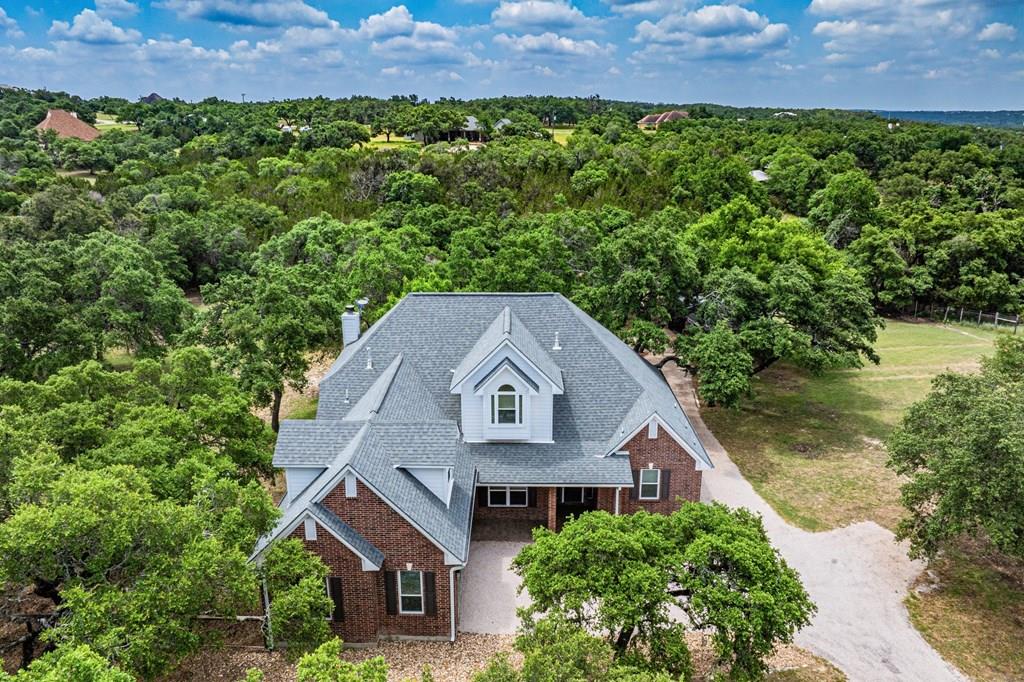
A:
491 384 523 425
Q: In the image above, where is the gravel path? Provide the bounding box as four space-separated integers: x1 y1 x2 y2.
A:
662 363 967 682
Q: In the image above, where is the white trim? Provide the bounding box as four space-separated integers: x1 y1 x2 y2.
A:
451 339 564 395
639 468 661 500
313 465 464 565
614 487 621 515
487 486 528 507
560 487 586 504
397 570 425 615
344 472 357 498
607 414 712 471
648 420 658 439
303 516 317 541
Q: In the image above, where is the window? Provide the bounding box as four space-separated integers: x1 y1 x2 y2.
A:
639 469 661 500
490 384 523 425
326 576 344 622
561 487 584 504
488 486 528 507
398 570 423 614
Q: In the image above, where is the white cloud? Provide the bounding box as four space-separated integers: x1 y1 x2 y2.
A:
978 22 1017 42
825 52 849 62
95 0 139 18
359 5 415 40
139 37 230 62
494 31 613 57
491 1 594 32
632 6 789 60
49 9 141 44
600 0 684 16
156 0 332 28
980 48 1000 59
676 5 768 37
866 59 892 72
0 7 24 38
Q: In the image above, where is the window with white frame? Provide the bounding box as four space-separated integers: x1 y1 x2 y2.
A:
490 384 523 425
560 487 584 504
397 570 423 614
488 486 528 507
639 469 661 500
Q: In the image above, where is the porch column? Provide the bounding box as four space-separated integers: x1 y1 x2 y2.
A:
547 487 558 530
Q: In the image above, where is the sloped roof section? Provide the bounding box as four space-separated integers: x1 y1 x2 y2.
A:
273 420 364 467
35 109 100 141
449 306 563 392
311 502 384 569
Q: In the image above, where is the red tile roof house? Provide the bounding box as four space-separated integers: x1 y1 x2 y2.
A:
638 110 689 129
34 109 101 141
251 293 713 645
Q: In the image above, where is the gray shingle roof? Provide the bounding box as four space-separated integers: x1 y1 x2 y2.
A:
311 502 384 569
262 292 712 565
273 420 364 467
449 306 563 392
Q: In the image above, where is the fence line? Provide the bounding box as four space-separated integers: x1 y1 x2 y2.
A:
905 303 1020 334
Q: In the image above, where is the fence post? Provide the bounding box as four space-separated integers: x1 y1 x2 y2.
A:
1015 315 1020 335
959 307 964 323
978 310 983 325
943 306 950 323
913 301 918 318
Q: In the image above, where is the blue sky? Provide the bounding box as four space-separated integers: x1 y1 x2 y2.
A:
0 0 1021 108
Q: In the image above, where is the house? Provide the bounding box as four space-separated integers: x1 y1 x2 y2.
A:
251 293 712 644
34 109 100 141
773 111 797 118
141 92 164 104
638 110 689 129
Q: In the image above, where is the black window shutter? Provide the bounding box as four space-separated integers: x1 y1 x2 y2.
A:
423 572 437 616
629 470 639 500
384 571 398 615
477 486 487 507
328 576 344 622
528 488 537 507
661 470 671 501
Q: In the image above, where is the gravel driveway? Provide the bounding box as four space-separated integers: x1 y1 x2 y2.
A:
663 364 967 682
461 541 531 634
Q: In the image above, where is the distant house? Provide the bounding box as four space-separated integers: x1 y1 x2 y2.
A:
638 110 689 129
750 170 770 183
141 92 164 104
34 109 100 141
773 111 797 118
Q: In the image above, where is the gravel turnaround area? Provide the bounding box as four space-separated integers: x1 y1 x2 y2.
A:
662 364 968 682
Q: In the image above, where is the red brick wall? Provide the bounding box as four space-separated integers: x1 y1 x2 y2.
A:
290 478 454 643
474 486 550 522
598 424 702 516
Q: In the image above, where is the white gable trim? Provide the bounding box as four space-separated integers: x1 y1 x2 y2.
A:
307 509 382 572
451 339 563 395
607 413 712 471
256 510 381 571
312 464 465 565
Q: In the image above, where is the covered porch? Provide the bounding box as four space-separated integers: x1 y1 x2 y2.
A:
470 485 623 540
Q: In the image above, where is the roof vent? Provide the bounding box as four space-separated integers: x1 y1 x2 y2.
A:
343 388 350 404
366 347 373 371
552 332 562 351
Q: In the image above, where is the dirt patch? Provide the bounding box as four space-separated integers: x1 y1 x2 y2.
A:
251 352 336 426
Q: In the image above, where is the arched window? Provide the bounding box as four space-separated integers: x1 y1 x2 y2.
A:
491 383 523 425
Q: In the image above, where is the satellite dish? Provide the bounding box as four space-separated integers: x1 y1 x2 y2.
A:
356 297 370 310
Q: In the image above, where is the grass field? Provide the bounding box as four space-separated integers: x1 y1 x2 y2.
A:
550 127 573 145
907 540 1024 681
702 320 1002 532
94 112 136 133
285 395 319 420
368 133 418 150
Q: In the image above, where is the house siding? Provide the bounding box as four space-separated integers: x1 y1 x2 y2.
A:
600 426 702 516
291 479 454 643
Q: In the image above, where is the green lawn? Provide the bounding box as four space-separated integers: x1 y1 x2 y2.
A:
702 320 1002 531
550 127 573 145
285 395 318 420
94 112 136 134
907 541 1024 681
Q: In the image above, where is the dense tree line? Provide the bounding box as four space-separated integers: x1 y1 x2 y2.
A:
0 86 1022 676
